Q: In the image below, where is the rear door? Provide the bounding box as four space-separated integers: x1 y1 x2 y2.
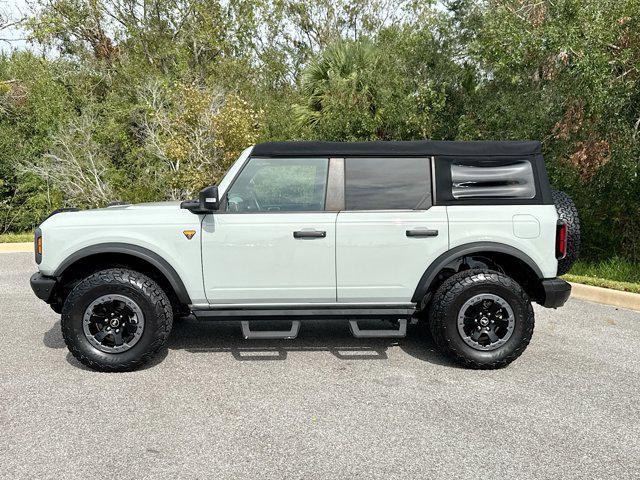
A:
336 157 449 304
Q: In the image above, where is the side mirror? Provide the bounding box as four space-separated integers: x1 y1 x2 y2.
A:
180 185 219 214
199 185 219 211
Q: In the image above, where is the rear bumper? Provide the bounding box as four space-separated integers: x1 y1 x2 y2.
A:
539 278 571 308
30 272 58 303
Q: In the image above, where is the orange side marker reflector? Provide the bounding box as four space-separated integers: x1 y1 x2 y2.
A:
183 230 196 240
37 236 43 254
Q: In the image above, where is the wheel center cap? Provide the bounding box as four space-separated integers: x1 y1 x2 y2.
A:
110 318 120 327
480 317 489 327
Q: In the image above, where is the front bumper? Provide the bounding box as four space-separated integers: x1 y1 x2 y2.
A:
30 272 58 303
539 278 571 308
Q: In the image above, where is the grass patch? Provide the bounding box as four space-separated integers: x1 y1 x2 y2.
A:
564 257 640 293
568 258 640 284
0 232 32 243
563 274 640 294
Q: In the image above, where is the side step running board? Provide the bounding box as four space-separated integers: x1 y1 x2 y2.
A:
241 320 300 340
239 319 407 340
349 319 407 338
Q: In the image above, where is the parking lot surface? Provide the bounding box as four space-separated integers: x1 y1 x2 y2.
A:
1 252 639 479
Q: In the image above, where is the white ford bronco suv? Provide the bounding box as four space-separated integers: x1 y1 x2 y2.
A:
30 141 579 371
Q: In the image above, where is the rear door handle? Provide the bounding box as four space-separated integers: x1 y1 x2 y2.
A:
406 229 439 238
293 230 326 239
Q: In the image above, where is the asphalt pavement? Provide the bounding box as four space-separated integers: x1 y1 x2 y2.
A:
1 252 639 479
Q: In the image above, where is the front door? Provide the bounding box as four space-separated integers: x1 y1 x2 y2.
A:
202 156 337 304
336 157 450 303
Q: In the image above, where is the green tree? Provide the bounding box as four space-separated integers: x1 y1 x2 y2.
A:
0 52 72 231
456 0 640 259
0 0 637 263
294 20 459 141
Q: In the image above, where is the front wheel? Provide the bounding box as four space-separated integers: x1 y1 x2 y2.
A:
428 269 534 369
61 268 173 372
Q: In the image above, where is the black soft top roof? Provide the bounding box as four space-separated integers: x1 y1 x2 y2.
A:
252 140 542 158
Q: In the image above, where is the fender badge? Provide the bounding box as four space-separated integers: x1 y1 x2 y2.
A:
183 230 196 240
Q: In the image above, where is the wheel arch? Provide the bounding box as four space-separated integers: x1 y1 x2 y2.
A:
53 243 192 307
412 242 544 305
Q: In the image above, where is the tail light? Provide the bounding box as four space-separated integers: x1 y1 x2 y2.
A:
34 228 42 264
556 221 567 259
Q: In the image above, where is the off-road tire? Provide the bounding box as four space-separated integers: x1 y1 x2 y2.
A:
428 269 534 369
552 189 580 275
61 268 173 372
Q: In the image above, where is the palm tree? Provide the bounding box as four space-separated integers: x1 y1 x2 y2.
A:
294 39 381 131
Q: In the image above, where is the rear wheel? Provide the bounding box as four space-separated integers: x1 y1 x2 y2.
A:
428 269 534 369
61 268 173 372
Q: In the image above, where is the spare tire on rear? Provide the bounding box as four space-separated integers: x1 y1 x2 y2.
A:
552 189 580 275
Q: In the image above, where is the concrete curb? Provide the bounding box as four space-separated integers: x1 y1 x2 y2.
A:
569 282 640 312
0 242 32 253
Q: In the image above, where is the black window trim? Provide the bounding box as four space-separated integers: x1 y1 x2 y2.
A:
215 151 552 212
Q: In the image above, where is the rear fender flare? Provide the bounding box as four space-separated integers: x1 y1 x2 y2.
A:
411 242 543 303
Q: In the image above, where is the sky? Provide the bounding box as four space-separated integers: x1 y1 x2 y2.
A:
1 0 30 53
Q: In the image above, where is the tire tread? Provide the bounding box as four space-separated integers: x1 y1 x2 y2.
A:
61 268 173 372
552 189 581 275
428 269 535 369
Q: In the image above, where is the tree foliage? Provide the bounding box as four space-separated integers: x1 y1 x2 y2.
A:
0 0 638 260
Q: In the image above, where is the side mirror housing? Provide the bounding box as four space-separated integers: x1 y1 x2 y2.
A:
181 185 219 214
199 185 219 211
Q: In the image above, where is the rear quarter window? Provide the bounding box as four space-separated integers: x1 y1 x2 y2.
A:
435 155 542 205
451 161 535 199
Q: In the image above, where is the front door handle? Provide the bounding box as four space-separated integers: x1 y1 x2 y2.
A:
406 229 439 238
293 230 327 239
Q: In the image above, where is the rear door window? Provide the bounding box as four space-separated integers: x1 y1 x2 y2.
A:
344 157 431 210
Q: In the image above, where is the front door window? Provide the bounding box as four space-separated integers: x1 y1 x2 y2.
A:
225 158 329 212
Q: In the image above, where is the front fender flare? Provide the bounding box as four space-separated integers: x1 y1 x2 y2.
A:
53 242 192 305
